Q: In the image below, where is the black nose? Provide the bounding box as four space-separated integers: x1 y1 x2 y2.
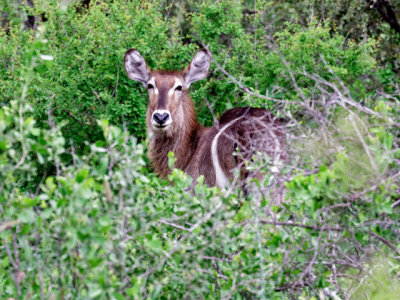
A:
153 112 170 125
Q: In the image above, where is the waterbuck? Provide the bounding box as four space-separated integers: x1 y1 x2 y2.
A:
124 49 286 189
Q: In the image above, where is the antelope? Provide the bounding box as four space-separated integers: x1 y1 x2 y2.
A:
124 49 286 190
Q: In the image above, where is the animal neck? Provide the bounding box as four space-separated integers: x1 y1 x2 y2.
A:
148 95 203 177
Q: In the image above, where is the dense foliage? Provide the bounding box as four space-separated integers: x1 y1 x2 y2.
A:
1 0 399 299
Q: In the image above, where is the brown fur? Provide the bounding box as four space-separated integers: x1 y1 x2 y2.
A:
145 72 286 187
124 49 286 188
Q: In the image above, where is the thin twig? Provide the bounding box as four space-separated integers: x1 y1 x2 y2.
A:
201 42 300 105
260 220 342 232
369 231 399 255
296 223 326 286
0 220 20 232
34 229 45 300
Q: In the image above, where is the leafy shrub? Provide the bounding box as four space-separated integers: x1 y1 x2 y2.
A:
1 0 378 150
1 0 399 299
1 0 198 150
1 100 398 298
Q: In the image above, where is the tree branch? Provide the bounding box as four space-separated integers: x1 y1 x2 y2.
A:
368 0 400 36
260 220 342 232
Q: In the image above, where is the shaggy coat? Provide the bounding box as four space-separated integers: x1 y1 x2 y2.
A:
124 49 286 188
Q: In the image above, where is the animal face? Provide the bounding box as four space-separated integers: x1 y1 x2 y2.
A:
124 49 211 135
146 72 184 133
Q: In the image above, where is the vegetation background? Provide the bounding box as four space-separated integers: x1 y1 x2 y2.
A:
1 0 400 298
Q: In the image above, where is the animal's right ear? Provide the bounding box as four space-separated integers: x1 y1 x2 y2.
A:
124 49 149 86
183 49 211 87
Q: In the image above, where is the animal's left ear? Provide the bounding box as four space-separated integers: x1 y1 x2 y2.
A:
183 49 211 87
124 49 149 86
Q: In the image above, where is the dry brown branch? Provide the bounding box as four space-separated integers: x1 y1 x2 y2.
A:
201 42 301 105
104 178 113 203
260 220 342 232
367 0 400 36
368 231 400 255
0 220 19 232
34 229 45 300
48 101 61 177
4 231 22 297
295 223 323 287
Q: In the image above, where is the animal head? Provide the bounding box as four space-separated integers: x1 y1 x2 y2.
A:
124 49 211 135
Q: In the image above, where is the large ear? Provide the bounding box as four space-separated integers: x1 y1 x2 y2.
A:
183 49 211 87
124 49 149 86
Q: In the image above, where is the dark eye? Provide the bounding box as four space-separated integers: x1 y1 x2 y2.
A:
175 85 182 91
147 84 154 89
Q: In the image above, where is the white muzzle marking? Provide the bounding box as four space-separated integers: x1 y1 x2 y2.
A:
151 109 172 131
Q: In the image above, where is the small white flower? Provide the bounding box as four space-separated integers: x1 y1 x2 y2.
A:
40 55 54 61
270 166 279 173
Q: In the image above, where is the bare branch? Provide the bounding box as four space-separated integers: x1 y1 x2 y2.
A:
34 229 45 300
0 220 19 232
201 42 300 105
369 231 400 255
260 220 342 232
367 0 400 36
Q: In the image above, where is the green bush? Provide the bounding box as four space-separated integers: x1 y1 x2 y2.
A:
1 0 399 299
0 0 379 150
1 97 399 298
1 0 198 150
